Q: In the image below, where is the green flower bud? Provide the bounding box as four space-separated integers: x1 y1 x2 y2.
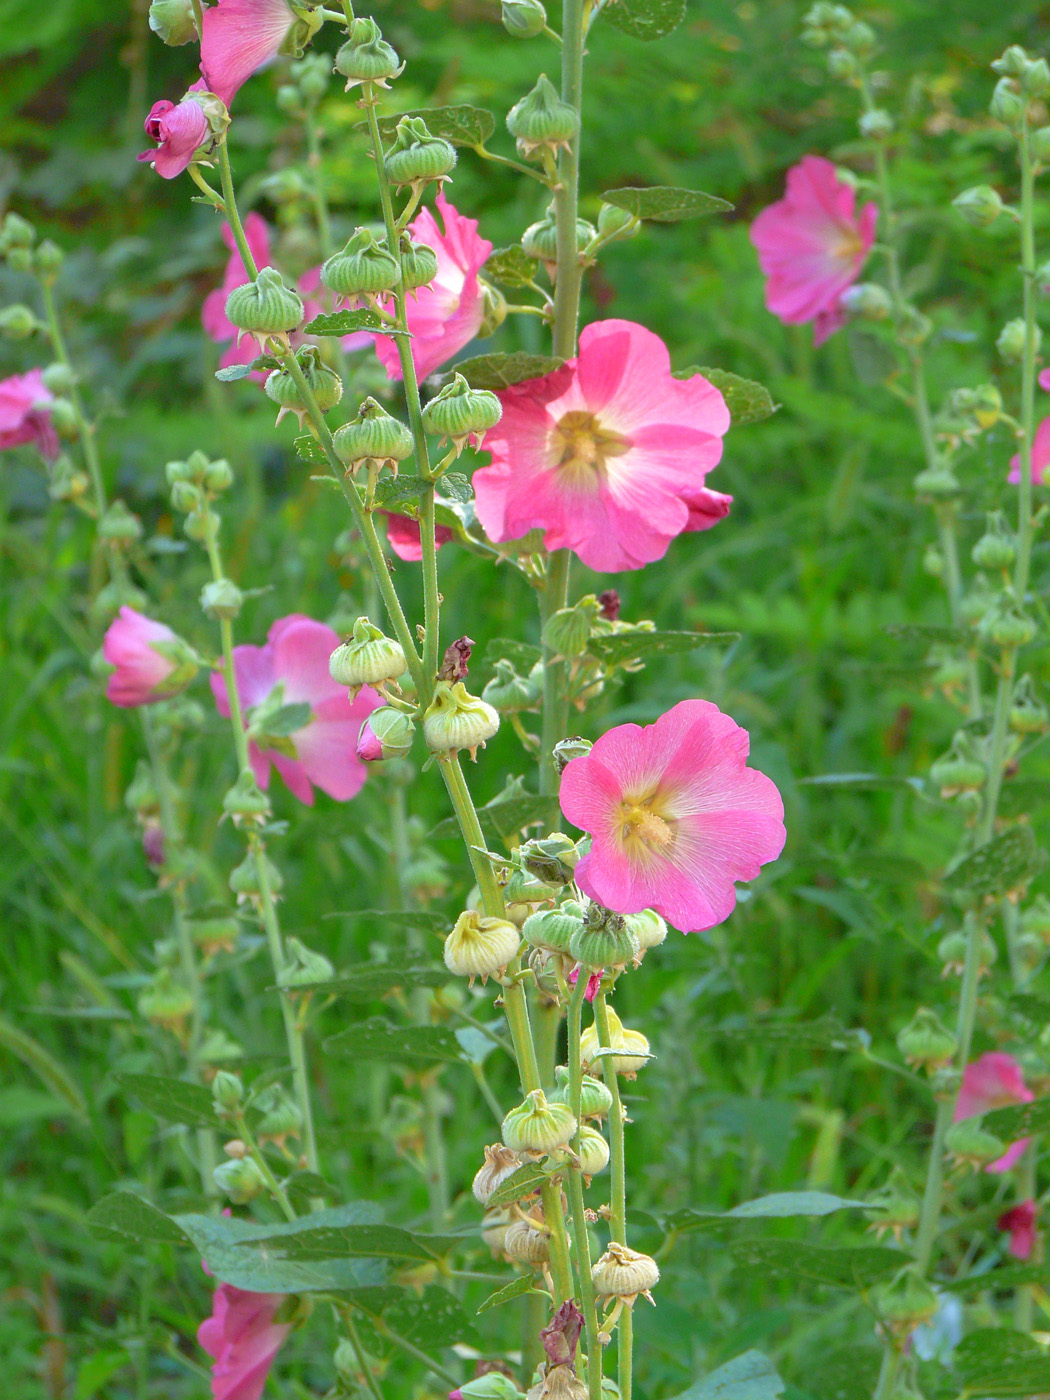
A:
937 928 997 975
34 239 65 279
138 970 194 1033
521 209 596 273
1009 677 1049 736
423 680 500 759
97 499 143 544
170 479 202 514
944 1118 1007 1170
596 203 639 242
191 916 240 957
576 1123 610 1176
871 1270 938 1339
275 84 301 117
213 1156 267 1204
329 617 406 691
580 1005 651 1077
40 362 75 395
230 848 284 903
256 1089 302 1144
211 1069 245 1111
444 909 521 984
506 74 579 159
542 601 595 659
357 706 415 761
384 117 456 187
502 0 547 37
421 373 502 453
570 914 638 971
997 317 1036 361
913 466 960 497
978 604 1036 649
826 46 858 79
478 280 508 337
222 771 271 823
1022 57 1050 96
952 185 1005 228
148 0 197 44
929 734 985 797
625 908 667 955
224 267 304 345
334 18 403 89
839 282 892 319
503 866 556 905
523 902 585 956
48 397 78 437
990 77 1026 128
519 833 580 886
0 304 38 339
1 212 35 250
264 346 342 427
551 1064 614 1119
296 54 330 102
858 108 893 139
502 1088 576 1154
896 1008 956 1070
591 1242 659 1302
1030 127 1050 165
482 658 542 712
399 234 439 290
333 397 414 473
278 935 334 989
972 513 1016 571
992 45 1030 78
5 247 31 273
321 227 401 302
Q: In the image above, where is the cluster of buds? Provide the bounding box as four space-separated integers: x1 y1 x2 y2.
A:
989 45 1050 133
166 449 235 548
0 211 65 283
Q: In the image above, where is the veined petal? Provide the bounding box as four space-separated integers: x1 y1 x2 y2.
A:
200 0 296 108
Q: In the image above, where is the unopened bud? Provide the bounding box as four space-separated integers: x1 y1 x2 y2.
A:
502 1088 576 1154
329 617 406 692
213 1156 267 1203
472 1143 524 1204
277 935 334 989
384 117 456 187
506 74 579 160
997 317 1036 362
990 77 1026 128
502 0 547 37
839 282 891 319
357 706 415 761
0 304 38 338
443 909 521 984
896 1008 956 1070
224 267 304 345
859 108 893 139
201 578 243 620
952 185 1004 229
211 1069 245 1111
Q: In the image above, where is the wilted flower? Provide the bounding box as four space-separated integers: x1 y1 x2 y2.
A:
749 155 878 345
559 699 785 932
138 82 213 179
0 367 58 458
954 1051 1033 1173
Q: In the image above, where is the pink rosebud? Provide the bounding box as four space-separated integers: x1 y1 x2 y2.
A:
200 0 297 109
138 88 211 179
682 485 733 532
472 320 731 572
374 192 493 382
383 512 455 562
954 1051 1033 1173
559 699 786 933
998 1200 1037 1260
0 367 58 458
103 606 198 707
1008 415 1050 485
750 155 878 346
197 1282 292 1400
210 615 383 805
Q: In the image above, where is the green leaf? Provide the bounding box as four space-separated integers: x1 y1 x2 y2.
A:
322 961 449 1000
454 1024 501 1065
75 1349 132 1400
302 309 401 336
260 701 312 737
232 1220 433 1262
941 1262 1050 1294
480 784 560 841
486 1162 550 1208
483 246 539 289
87 1192 188 1245
666 1191 875 1233
847 328 898 386
729 1239 907 1289
982 1095 1050 1141
801 772 923 793
477 1273 538 1314
603 0 685 39
707 1014 859 1050
325 1017 463 1064
378 1284 481 1350
694 368 778 426
945 826 1047 901
455 352 565 391
214 363 252 382
669 1351 785 1400
373 475 427 509
114 1072 221 1128
587 629 738 666
174 1204 389 1293
883 622 973 644
0 1013 87 1120
485 638 544 674
294 434 328 465
955 1327 1050 1395
439 471 473 504
377 105 495 147
603 186 731 221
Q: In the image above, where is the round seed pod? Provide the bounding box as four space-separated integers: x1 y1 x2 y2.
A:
502 1088 576 1154
421 373 502 452
506 73 579 158
472 1143 524 1205
321 227 401 301
333 398 414 473
400 235 439 290
570 919 638 972
224 267 304 343
591 1242 659 1303
504 1216 550 1264
551 1066 613 1119
329 616 406 690
334 18 402 89
384 117 456 186
576 1124 610 1176
423 680 500 759
444 910 521 984
522 904 584 956
580 1007 651 1077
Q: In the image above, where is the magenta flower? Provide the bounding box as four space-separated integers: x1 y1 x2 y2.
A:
682 484 733 533
103 606 198 708
998 1200 1037 1260
138 85 212 179
197 1281 292 1400
954 1051 1033 1173
200 0 296 109
559 699 785 933
472 320 731 572
374 192 492 382
210 614 383 805
0 368 58 459
1008 416 1050 485
383 512 455 562
749 155 878 346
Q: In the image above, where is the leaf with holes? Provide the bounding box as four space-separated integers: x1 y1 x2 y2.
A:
603 0 685 39
455 352 565 391
377 106 495 147
945 826 1047 901
483 246 539 288
730 1239 907 1288
302 309 405 337
602 185 731 220
666 1191 875 1233
87 1192 188 1245
294 434 328 465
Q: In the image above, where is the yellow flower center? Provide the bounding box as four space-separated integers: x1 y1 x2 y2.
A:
832 227 864 264
549 411 630 489
620 797 675 854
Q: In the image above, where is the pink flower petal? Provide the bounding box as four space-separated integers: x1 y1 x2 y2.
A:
200 0 296 109
103 607 181 707
1008 415 1050 485
954 1051 1033 1175
139 92 210 179
198 1282 292 1400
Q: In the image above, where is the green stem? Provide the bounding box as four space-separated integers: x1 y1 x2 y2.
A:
594 993 629 1399
1015 118 1039 602
567 976 603 1400
215 139 258 280
539 550 572 795
473 145 554 184
552 0 585 358
234 1114 297 1221
872 1343 904 1400
305 110 333 257
339 1308 386 1400
976 651 1017 846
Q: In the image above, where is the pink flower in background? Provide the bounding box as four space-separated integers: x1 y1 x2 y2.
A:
0 368 58 458
954 1051 1033 1173
210 614 383 805
103 607 197 707
202 214 272 373
374 192 492 382
998 1200 1037 1260
1008 416 1050 485
383 512 455 562
682 484 733 533
472 319 731 572
750 155 878 345
200 0 296 109
198 1281 292 1400
559 699 786 933
138 85 211 179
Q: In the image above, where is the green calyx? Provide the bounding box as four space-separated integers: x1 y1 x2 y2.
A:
399 234 439 290
482 658 542 712
264 346 342 426
522 903 585 956
506 73 579 159
335 17 403 88
384 117 457 186
148 0 197 45
521 208 596 271
328 616 406 689
333 397 414 472
320 227 401 301
501 1087 576 1154
224 267 304 342
421 373 502 451
422 680 500 759
570 917 638 972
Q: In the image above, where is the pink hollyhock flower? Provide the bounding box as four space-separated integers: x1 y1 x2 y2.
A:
383 512 455 562
210 614 383 805
103 606 198 707
374 191 493 382
749 155 878 346
559 699 786 933
200 0 296 109
682 484 733 532
198 1281 292 1400
1008 416 1050 485
138 84 212 179
0 368 58 458
954 1051 1033 1173
998 1200 1037 1260
472 320 731 572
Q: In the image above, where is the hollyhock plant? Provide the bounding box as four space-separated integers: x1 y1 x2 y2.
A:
383 511 455 562
0 368 58 458
749 155 878 345
998 1200 1038 1260
210 614 383 805
200 0 297 109
954 1051 1033 1172
472 320 731 572
138 83 212 179
559 699 785 933
197 1281 292 1400
373 191 492 382
103 606 199 707
1008 416 1050 485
